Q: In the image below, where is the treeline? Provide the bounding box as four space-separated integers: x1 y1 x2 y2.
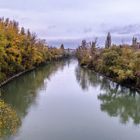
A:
76 33 140 89
0 18 65 84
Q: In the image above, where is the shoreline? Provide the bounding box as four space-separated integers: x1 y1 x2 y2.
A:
0 56 71 88
81 65 140 93
0 67 36 88
2 58 139 92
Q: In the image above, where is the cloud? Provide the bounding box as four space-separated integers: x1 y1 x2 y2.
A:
83 28 92 34
0 0 140 39
48 25 57 30
103 24 140 36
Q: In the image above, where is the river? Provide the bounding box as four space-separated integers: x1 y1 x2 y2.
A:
1 59 140 140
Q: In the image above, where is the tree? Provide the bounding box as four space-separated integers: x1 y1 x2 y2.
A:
76 42 140 88
132 36 137 47
60 44 64 50
105 32 111 48
0 18 66 83
91 38 97 55
81 40 87 48
27 29 31 38
20 27 25 35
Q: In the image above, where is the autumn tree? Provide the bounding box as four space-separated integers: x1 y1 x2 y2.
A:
0 18 65 83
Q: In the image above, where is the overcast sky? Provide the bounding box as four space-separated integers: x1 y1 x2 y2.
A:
0 0 140 40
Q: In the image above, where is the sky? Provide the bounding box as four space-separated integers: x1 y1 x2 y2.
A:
0 0 140 40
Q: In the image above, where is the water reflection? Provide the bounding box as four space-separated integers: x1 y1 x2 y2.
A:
98 86 140 125
1 59 140 140
0 59 70 138
75 65 140 125
75 66 101 90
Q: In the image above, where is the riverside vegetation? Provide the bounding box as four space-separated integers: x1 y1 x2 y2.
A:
0 18 140 90
76 33 140 90
0 18 66 85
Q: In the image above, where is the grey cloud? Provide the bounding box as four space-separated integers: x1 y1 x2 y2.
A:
48 25 57 30
83 28 92 34
1 0 140 39
106 24 140 35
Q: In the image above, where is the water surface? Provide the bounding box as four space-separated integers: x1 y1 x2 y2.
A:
1 59 140 140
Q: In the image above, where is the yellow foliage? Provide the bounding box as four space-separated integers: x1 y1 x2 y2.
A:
0 100 21 137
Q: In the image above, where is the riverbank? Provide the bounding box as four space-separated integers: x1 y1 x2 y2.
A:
0 18 70 87
0 67 36 88
0 56 71 88
81 64 140 93
76 45 140 92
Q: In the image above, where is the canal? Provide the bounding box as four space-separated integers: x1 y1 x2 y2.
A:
1 59 140 140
